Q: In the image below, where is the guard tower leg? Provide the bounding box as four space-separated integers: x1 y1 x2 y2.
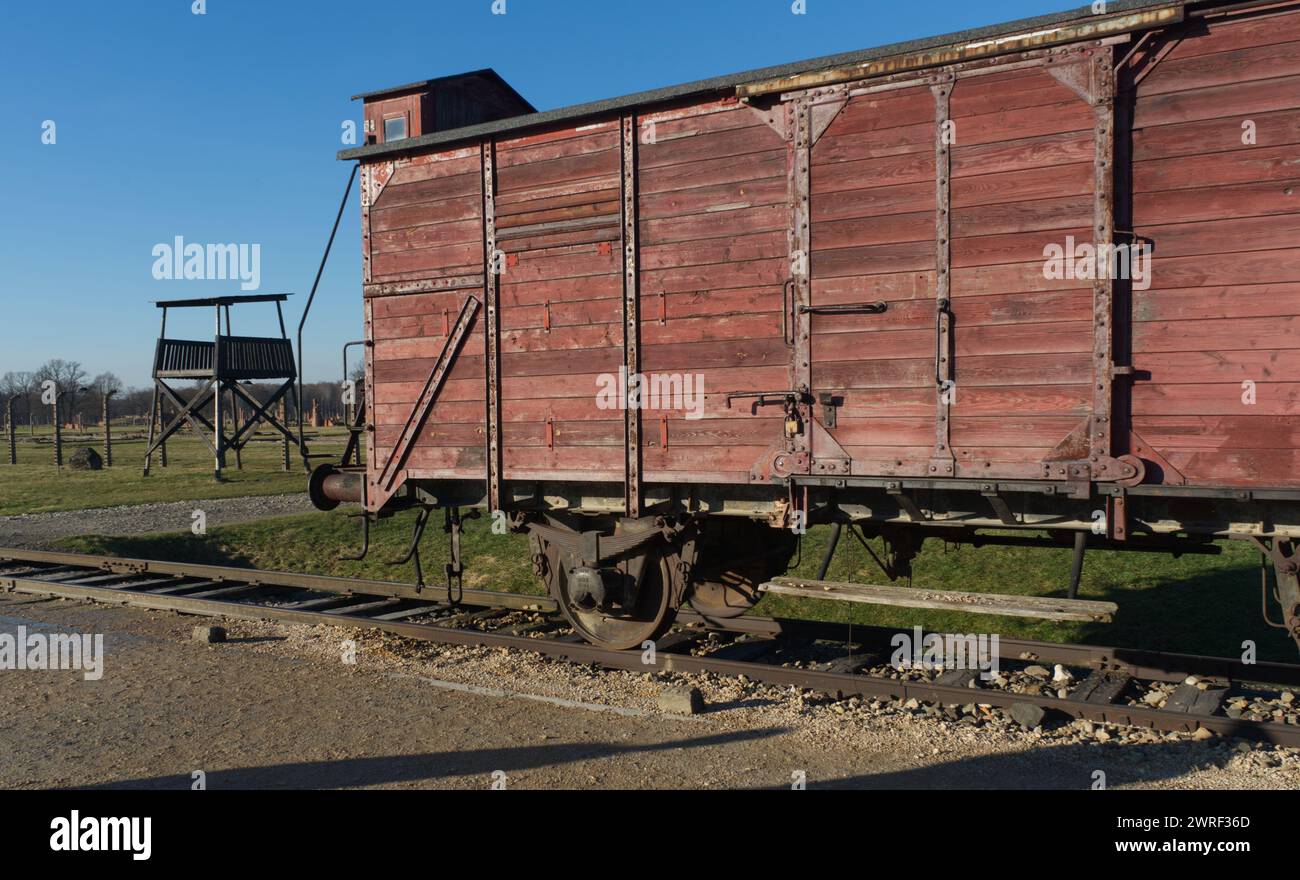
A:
279 398 290 471
159 396 168 468
51 396 62 468
212 378 224 481
228 385 243 471
143 385 160 475
8 395 19 466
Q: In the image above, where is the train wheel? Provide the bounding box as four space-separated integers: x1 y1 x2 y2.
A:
550 547 676 650
687 519 797 620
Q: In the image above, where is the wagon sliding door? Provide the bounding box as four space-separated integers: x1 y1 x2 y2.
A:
806 83 939 478
494 121 626 485
805 49 1123 481
636 100 791 485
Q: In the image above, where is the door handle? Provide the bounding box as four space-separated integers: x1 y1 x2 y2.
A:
798 301 887 315
935 297 951 386
781 279 796 346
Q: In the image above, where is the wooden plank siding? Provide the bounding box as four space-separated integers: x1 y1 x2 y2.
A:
1129 7 1300 486
366 146 487 487
810 85 938 475
356 4 1300 504
807 63 1101 478
945 63 1098 472
638 101 790 481
495 121 625 482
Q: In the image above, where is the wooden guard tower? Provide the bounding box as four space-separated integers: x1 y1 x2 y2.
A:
144 294 301 480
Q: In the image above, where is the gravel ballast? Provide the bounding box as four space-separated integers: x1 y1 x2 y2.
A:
0 493 316 550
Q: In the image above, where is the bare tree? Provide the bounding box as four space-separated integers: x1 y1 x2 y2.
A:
90 372 123 397
35 359 89 423
1 358 341 434
88 372 124 423
0 371 37 430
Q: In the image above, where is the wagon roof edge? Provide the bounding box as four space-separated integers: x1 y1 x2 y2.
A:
337 0 1190 162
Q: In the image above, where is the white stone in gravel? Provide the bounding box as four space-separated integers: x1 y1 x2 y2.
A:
657 685 704 715
192 625 226 644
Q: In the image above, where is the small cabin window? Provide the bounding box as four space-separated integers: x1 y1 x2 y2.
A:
383 113 408 142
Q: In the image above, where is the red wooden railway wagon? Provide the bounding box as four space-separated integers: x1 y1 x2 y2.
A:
313 0 1300 650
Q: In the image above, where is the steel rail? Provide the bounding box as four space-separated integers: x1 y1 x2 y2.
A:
3 547 1247 680
1 546 1291 682
3 547 1299 746
672 611 1300 688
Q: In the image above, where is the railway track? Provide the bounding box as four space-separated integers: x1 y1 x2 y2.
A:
4 546 1300 747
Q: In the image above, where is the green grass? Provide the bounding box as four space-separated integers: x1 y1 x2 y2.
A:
0 425 348 515
62 509 545 597
58 511 1296 663
779 526 1283 661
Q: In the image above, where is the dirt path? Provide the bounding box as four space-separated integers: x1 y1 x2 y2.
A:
1 593 1296 790
0 494 316 550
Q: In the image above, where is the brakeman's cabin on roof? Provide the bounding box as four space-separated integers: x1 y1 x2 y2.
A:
354 70 535 147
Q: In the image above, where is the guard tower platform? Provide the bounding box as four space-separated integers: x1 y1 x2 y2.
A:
144 294 302 480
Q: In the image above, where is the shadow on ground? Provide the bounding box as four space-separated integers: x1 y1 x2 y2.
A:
73 727 790 789
66 726 1256 790
745 739 1246 790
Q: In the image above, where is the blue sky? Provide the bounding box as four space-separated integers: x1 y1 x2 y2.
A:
0 0 1082 387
